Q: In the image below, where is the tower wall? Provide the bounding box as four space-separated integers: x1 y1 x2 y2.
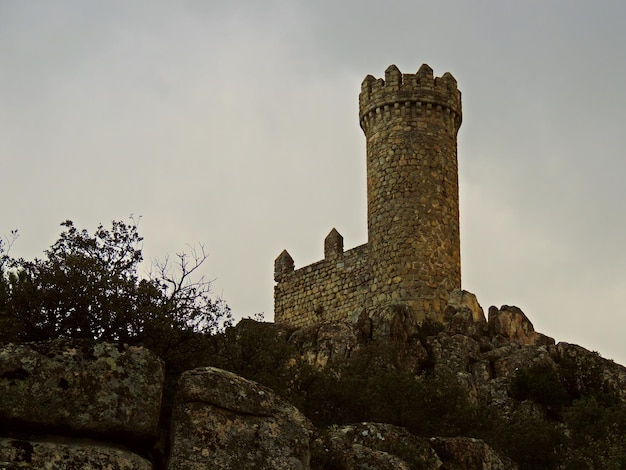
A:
359 64 462 317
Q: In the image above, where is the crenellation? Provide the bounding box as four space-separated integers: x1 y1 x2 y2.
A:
274 249 294 281
324 228 344 260
384 64 402 88
416 63 434 82
275 63 463 327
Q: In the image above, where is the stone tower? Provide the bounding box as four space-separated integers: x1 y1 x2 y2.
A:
360 64 462 316
274 64 462 327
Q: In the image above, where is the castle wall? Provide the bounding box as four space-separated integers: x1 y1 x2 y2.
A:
274 64 462 326
274 243 370 328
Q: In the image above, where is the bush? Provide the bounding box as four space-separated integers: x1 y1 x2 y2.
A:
510 362 571 415
497 409 565 469
0 220 232 363
562 396 626 468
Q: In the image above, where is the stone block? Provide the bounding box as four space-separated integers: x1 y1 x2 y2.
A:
168 367 313 469
0 339 164 441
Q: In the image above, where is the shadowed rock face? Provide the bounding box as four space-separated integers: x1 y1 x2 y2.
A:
314 423 441 469
430 437 514 470
0 339 164 442
289 321 360 367
0 438 152 470
312 423 516 470
168 367 314 470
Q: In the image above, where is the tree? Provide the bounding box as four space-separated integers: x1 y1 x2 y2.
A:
0 219 232 358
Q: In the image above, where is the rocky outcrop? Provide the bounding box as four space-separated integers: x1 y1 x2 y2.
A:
446 289 486 324
1 289 624 469
550 341 626 401
0 339 163 470
168 367 314 469
488 305 554 346
0 340 163 441
357 303 421 343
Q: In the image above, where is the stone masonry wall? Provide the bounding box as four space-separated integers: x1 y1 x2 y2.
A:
274 237 370 328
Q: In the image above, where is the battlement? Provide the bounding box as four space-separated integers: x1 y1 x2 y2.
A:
359 64 462 132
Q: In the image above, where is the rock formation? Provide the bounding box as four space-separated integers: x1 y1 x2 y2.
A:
1 291 625 468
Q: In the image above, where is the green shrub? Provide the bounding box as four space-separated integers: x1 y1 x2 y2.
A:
510 362 571 414
498 409 565 469
562 396 626 468
0 220 232 369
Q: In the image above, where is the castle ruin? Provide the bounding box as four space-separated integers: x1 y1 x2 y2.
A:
274 64 462 328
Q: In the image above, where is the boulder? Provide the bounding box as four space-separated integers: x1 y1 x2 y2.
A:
446 290 486 324
432 333 482 375
443 291 488 338
478 344 554 408
315 423 442 470
488 306 554 346
289 322 359 367
0 340 164 442
489 344 553 379
168 366 313 469
327 444 413 470
316 424 516 469
0 437 152 470
430 437 516 469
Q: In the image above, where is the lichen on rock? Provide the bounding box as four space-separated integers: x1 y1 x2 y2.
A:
168 366 314 469
0 437 152 470
0 339 164 442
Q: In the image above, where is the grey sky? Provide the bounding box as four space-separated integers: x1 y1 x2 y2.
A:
2 1 625 364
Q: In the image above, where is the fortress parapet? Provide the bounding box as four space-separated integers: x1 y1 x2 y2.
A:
274 232 370 328
275 64 463 327
359 64 462 134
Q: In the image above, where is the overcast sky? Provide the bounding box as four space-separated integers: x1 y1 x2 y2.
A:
2 1 626 365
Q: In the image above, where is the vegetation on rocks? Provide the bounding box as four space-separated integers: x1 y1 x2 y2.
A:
0 219 232 361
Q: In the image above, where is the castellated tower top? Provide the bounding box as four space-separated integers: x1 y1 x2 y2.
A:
359 64 462 132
